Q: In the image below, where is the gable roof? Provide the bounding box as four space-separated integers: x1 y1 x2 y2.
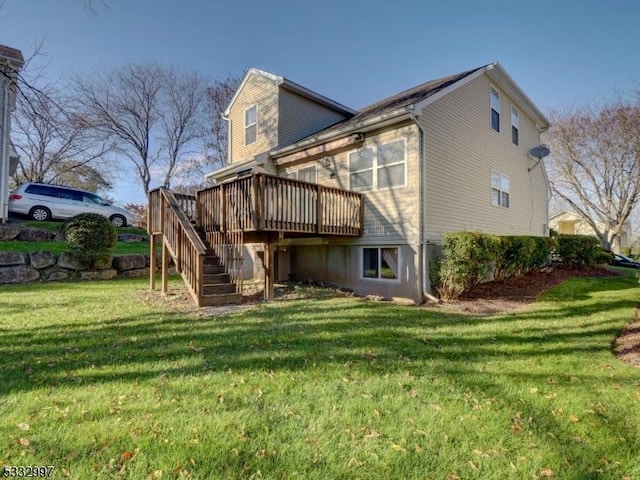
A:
224 67 356 117
0 44 24 66
271 62 550 157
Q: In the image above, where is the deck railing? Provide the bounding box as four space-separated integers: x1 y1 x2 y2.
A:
148 188 207 306
197 173 363 236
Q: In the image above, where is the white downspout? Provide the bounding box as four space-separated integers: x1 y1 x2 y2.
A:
410 107 438 303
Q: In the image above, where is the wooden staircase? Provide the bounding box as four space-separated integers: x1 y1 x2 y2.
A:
148 173 363 307
199 237 242 306
147 188 243 307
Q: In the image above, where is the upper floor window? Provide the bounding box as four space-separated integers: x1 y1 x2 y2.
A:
349 139 406 192
511 106 519 146
490 86 500 132
244 104 257 145
491 170 510 208
286 165 316 183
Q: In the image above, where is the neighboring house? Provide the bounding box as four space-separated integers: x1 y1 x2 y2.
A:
199 63 550 303
0 44 24 224
549 211 631 253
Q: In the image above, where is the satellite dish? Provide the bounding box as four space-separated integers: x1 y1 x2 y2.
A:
529 144 551 159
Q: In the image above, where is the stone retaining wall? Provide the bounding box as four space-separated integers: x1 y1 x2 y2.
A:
0 223 157 284
0 251 158 284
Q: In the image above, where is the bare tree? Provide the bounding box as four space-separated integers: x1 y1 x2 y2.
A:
203 74 241 168
545 99 640 251
12 80 112 191
75 63 164 195
158 68 207 189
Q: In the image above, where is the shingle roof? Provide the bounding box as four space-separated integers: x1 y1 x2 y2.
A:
0 44 24 64
287 64 489 145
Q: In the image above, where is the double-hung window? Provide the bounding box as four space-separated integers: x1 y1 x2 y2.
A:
491 170 510 208
349 139 406 191
511 106 519 146
286 165 317 183
362 247 399 280
490 86 500 132
244 104 257 145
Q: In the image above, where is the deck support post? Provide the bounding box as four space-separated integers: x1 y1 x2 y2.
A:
264 240 274 301
161 241 169 294
149 233 157 290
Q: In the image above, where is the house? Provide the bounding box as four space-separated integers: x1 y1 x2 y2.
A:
148 62 550 306
549 211 631 253
0 44 24 224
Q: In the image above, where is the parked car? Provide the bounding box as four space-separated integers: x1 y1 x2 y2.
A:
8 183 135 227
612 253 640 269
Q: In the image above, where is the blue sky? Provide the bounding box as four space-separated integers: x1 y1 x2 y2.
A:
1 0 639 204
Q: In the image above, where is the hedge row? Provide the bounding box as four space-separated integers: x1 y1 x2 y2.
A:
432 232 606 299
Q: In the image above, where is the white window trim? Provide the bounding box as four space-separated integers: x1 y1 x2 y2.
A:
511 104 519 146
490 85 500 133
360 246 402 283
491 169 510 208
286 164 317 183
349 137 407 192
244 104 258 146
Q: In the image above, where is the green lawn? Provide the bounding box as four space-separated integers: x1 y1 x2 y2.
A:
1 221 150 255
1 274 639 479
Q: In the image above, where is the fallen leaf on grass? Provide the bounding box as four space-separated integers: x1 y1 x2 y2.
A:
17 437 30 446
17 422 30 431
568 415 580 423
540 468 555 477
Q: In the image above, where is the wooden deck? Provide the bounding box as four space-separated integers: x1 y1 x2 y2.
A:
196 173 363 237
148 173 363 306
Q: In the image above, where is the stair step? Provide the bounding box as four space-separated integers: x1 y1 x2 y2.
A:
202 268 225 279
200 292 243 307
201 273 231 284
202 283 237 295
203 255 221 266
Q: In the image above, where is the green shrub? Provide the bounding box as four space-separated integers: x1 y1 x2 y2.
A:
436 232 552 299
555 235 603 269
63 213 117 268
493 236 536 281
437 232 499 299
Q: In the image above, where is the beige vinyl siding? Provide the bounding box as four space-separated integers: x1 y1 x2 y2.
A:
227 72 279 163
419 73 548 243
277 122 421 245
277 88 350 147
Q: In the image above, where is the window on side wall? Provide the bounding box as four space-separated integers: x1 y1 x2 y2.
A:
362 247 399 280
286 165 317 183
491 170 510 208
349 139 406 191
245 104 257 145
490 86 500 132
511 106 519 146
349 147 374 191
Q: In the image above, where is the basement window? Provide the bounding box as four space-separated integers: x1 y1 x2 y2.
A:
362 247 399 280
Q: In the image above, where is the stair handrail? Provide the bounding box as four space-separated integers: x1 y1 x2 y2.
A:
149 187 208 306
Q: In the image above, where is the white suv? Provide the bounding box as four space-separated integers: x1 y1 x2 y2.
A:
8 183 135 227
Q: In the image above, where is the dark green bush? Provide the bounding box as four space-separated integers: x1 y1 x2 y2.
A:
437 232 500 299
493 236 536 281
554 235 603 269
435 232 553 299
63 213 117 268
